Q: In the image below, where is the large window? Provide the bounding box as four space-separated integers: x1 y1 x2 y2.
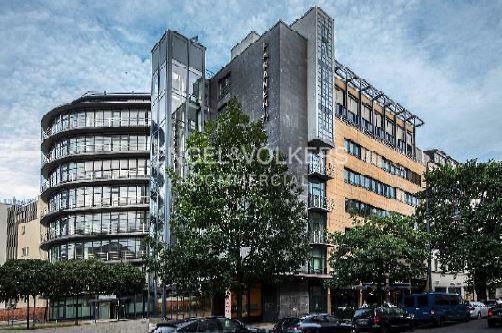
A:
45 135 150 163
344 168 397 199
45 159 149 189
48 237 146 262
345 199 392 218
309 247 326 274
46 109 149 137
48 185 148 213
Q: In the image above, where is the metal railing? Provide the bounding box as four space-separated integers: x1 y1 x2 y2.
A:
42 117 149 140
43 196 150 217
42 147 150 166
42 225 148 243
309 229 328 244
41 170 149 192
307 194 333 211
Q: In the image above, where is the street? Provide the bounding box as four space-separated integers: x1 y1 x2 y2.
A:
415 319 499 333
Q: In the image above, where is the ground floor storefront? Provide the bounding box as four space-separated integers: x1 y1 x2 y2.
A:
49 294 146 321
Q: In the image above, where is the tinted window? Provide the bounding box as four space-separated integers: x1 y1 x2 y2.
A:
417 295 428 307
435 295 449 306
179 322 198 332
282 319 300 329
217 319 240 332
198 319 220 332
404 296 414 307
323 315 339 323
450 296 460 306
354 309 373 319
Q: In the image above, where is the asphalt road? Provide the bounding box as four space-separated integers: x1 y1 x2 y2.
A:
415 319 500 333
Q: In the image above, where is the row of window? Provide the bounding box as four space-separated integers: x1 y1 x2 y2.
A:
344 199 392 218
48 237 145 262
344 168 396 199
45 135 150 163
344 139 422 186
335 88 415 143
46 211 148 241
45 159 150 189
344 168 420 207
46 109 150 137
48 185 148 213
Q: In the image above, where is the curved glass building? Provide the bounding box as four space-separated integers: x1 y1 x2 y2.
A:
40 92 150 264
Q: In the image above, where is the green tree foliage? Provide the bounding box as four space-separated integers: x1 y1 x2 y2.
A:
328 214 429 304
0 259 51 329
155 98 309 319
0 259 145 326
420 159 502 300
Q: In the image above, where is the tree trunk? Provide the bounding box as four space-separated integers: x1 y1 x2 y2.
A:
44 298 48 323
236 286 243 320
75 295 79 326
474 272 488 301
33 297 36 328
26 295 30 330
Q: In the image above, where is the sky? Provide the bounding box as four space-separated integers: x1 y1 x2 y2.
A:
0 0 501 200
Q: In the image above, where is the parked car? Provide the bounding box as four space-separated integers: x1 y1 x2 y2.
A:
403 293 469 327
468 301 489 319
273 314 353 333
153 317 265 333
351 307 414 333
485 300 498 308
488 304 502 328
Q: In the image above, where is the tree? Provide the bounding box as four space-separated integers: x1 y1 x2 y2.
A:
0 259 51 329
328 214 429 305
155 97 309 319
420 159 502 300
49 259 111 325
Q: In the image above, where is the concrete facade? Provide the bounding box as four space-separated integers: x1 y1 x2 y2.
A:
0 203 9 265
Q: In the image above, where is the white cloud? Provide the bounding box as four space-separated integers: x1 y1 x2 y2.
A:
0 0 500 199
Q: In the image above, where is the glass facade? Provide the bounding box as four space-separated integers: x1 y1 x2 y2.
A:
316 12 334 142
44 134 150 164
150 31 205 244
41 93 150 264
44 108 149 138
44 158 149 190
48 185 148 213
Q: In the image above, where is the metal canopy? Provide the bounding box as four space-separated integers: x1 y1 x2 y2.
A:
334 60 424 128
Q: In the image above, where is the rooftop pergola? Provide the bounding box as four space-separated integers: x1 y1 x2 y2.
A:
334 60 424 129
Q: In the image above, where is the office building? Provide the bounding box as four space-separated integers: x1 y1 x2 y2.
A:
0 198 47 321
40 92 150 264
207 6 427 318
39 92 151 320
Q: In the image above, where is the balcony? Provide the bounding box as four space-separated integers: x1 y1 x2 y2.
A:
309 229 328 245
41 170 149 194
308 158 334 180
41 196 150 225
308 194 333 212
42 118 149 140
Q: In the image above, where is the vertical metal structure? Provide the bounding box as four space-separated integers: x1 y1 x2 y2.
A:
150 30 206 317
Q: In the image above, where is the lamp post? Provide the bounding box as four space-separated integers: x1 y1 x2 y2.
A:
425 185 432 293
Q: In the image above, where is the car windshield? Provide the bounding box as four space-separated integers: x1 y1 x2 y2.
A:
354 309 373 318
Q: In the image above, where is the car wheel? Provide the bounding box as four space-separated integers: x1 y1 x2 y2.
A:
435 317 443 327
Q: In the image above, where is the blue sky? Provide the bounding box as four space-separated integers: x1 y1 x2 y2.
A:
0 0 501 200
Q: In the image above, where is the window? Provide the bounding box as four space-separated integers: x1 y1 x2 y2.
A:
417 295 428 307
21 225 26 235
22 247 29 257
218 73 231 99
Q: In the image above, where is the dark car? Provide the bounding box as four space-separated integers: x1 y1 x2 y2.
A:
488 304 502 328
352 307 414 333
273 314 353 333
153 317 265 333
